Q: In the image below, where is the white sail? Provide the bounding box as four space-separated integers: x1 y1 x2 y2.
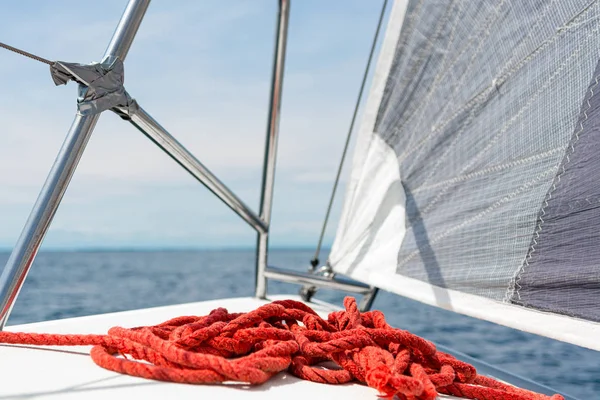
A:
330 0 600 351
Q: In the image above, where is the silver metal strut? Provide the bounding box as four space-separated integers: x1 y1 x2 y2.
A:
0 0 151 330
114 105 268 234
264 266 372 295
255 0 290 299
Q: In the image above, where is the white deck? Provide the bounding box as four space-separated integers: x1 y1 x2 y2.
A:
0 296 459 399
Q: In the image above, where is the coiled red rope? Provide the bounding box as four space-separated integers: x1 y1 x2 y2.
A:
0 297 563 400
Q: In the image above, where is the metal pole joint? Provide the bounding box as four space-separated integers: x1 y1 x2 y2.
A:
0 0 151 330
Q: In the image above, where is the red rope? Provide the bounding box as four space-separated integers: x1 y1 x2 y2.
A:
0 297 564 400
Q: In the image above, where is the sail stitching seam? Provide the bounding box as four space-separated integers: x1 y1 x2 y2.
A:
411 147 563 194
394 1 599 165
509 72 600 303
398 166 558 268
416 0 566 189
497 0 559 75
416 33 592 216
384 0 475 143
382 0 457 149
397 0 508 165
405 1 599 162
397 31 597 245
409 1 509 186
400 18 600 227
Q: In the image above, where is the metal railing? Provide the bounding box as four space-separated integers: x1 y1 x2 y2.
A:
255 0 290 300
0 0 377 329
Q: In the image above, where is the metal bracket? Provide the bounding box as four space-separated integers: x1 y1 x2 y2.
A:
50 57 138 116
295 262 379 311
265 266 372 295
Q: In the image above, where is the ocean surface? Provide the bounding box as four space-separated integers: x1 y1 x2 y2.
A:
1 249 597 399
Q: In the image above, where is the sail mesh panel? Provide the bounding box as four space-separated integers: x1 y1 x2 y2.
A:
514 61 600 322
333 0 600 324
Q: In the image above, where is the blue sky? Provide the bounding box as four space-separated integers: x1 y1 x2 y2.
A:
0 0 388 250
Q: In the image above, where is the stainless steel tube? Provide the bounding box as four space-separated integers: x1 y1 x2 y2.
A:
264 266 372 295
255 0 290 298
358 288 379 312
103 0 150 62
125 106 268 234
0 0 150 329
0 115 99 329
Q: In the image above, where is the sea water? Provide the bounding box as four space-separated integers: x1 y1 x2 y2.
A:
2 249 597 399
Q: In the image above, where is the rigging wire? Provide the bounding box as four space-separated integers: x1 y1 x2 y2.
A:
0 41 53 66
310 0 389 269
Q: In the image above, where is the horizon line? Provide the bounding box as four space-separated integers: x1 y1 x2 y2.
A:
0 246 332 253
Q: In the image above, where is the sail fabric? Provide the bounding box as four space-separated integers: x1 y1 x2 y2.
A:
330 0 600 350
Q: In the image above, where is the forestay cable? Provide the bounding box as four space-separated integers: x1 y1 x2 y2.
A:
310 0 388 268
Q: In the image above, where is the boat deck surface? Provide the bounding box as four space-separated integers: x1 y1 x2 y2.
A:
0 295 462 399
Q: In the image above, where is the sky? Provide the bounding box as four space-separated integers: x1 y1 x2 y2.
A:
0 0 389 250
